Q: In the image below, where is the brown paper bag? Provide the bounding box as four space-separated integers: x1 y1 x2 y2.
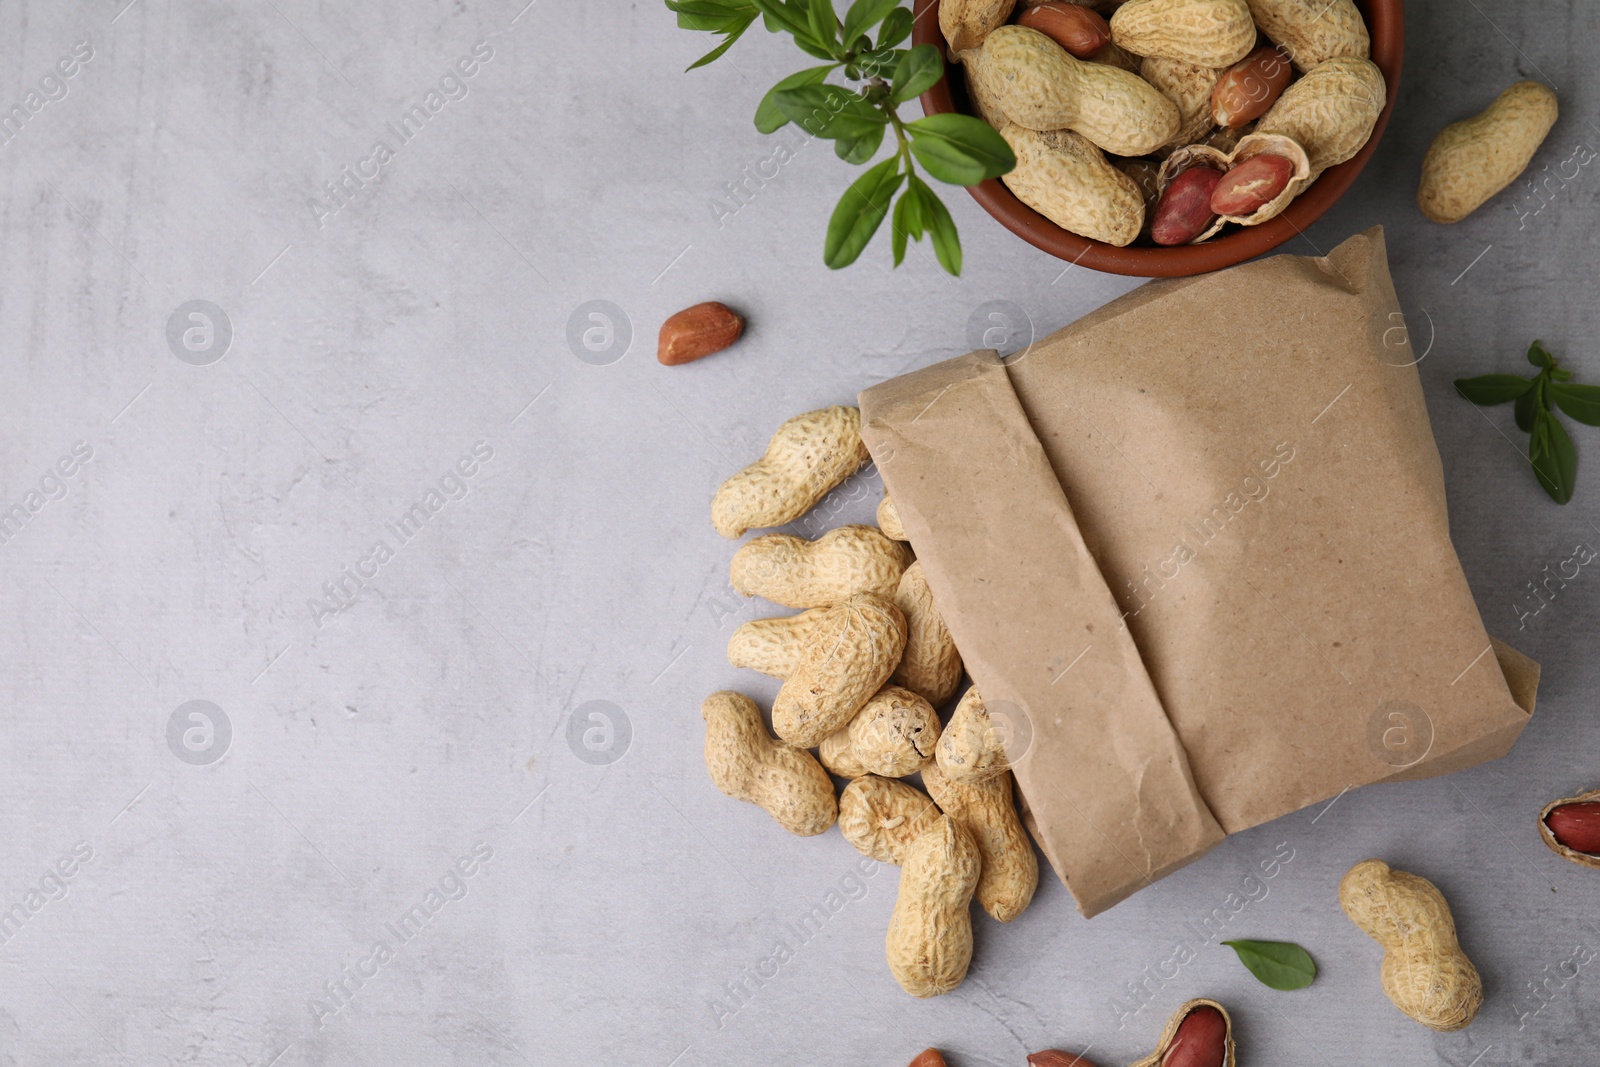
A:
860 229 1539 918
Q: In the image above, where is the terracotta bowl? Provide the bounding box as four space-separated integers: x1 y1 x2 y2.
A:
913 0 1405 277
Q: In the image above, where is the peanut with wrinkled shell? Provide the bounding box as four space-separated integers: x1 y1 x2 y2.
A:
1000 124 1146 246
959 45 1012 129
730 524 912 609
771 592 907 747
712 406 868 539
877 493 908 541
1339 858 1482 1032
885 816 981 997
935 687 1011 783
1417 81 1559 224
981 26 1180 157
1140 56 1224 153
725 609 826 678
1256 56 1386 184
890 562 963 708
702 691 837 836
839 775 944 864
923 764 1038 922
818 685 941 779
1110 0 1255 68
1130 999 1235 1067
941 0 1018 54
1244 0 1368 71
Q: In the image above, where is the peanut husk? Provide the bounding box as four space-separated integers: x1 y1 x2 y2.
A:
1157 131 1313 241
1539 787 1600 870
1129 999 1236 1067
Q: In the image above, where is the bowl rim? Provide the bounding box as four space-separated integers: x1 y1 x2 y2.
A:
913 0 1406 277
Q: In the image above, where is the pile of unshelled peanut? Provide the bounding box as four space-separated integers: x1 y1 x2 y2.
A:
698 404 1600 1030
944 0 1385 245
702 405 1037 998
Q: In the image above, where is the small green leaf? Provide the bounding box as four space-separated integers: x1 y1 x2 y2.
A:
877 5 912 46
834 122 885 163
892 43 944 104
684 17 757 69
1553 366 1575 381
855 46 900 80
1528 339 1556 369
771 84 886 140
907 113 1016 185
1550 383 1600 427
908 175 961 274
1530 408 1577 504
890 183 925 266
824 157 903 268
754 65 835 132
1515 378 1541 432
843 0 900 42
1453 374 1535 406
1221 940 1317 991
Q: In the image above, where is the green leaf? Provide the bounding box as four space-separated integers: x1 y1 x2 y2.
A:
1550 383 1600 427
1222 940 1317 991
877 6 912 46
890 182 925 266
771 84 886 140
907 113 1016 185
1530 408 1577 504
754 65 835 132
806 0 839 47
1528 339 1556 369
750 0 835 56
892 43 944 104
684 16 757 68
666 0 753 30
843 0 900 42
824 157 904 268
908 174 961 274
834 121 885 163
855 46 900 80
1515 378 1541 433
1453 374 1535 406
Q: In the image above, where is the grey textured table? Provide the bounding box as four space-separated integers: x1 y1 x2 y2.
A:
0 2 1595 1065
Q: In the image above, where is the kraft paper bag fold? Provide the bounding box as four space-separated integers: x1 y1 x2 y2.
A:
860 228 1537 918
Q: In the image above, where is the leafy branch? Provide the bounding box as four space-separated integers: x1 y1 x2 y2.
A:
1456 340 1600 504
664 0 1016 274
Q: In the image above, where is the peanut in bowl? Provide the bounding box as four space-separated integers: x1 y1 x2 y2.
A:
912 0 1405 277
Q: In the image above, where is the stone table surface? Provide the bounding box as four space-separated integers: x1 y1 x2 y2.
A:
0 2 1596 1065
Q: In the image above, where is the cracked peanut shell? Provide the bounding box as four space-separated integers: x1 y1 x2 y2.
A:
818 685 941 778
